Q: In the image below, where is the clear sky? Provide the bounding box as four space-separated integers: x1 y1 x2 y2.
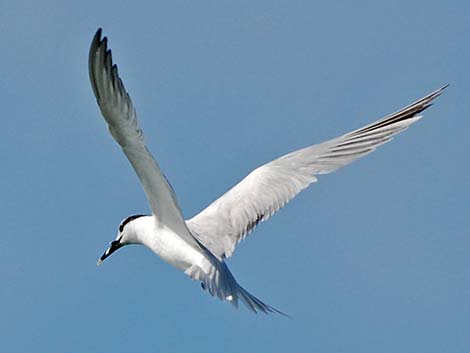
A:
1 1 469 352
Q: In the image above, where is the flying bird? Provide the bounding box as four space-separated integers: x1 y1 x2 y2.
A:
89 28 446 314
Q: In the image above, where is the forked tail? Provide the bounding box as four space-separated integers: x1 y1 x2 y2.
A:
185 259 287 316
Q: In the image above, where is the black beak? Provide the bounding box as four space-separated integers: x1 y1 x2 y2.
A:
97 240 122 266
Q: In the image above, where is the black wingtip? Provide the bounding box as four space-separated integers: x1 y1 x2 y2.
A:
349 85 447 137
433 84 449 97
92 28 103 47
92 28 108 50
89 28 105 62
102 36 108 48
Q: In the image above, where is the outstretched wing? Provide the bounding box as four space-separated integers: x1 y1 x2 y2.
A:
89 29 201 250
187 86 447 259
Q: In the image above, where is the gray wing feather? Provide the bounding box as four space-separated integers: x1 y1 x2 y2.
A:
187 86 447 258
89 29 201 250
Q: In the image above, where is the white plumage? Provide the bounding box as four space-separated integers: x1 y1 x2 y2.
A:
89 28 446 314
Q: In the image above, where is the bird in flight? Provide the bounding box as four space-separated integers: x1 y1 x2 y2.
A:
89 28 446 315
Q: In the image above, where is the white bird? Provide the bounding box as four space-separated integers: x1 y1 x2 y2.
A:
89 28 446 315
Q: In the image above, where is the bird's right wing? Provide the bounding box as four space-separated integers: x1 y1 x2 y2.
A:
89 29 201 250
187 86 447 259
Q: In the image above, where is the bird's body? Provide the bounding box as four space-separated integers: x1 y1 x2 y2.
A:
89 28 446 314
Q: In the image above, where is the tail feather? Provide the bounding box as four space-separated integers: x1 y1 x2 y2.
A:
237 284 287 316
186 260 286 316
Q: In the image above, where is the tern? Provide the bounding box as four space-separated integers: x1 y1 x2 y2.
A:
89 28 446 314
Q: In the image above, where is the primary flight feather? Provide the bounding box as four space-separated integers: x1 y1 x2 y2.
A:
89 28 446 314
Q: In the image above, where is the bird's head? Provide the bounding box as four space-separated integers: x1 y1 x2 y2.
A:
97 214 146 265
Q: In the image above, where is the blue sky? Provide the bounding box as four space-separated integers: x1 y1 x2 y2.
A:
1 1 469 352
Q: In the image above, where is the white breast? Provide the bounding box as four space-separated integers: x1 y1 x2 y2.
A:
133 217 206 272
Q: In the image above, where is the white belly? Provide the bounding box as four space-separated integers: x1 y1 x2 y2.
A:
144 226 205 272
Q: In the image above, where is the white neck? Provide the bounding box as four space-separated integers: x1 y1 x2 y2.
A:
122 215 206 272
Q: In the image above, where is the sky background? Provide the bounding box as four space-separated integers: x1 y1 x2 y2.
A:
1 1 469 352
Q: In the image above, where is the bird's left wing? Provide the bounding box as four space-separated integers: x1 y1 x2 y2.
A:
89 29 201 250
187 86 447 259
